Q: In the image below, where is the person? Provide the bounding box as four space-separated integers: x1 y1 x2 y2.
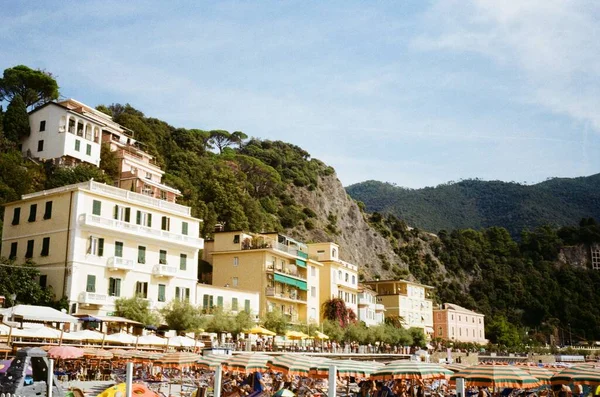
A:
575 384 583 397
252 371 266 394
375 381 395 397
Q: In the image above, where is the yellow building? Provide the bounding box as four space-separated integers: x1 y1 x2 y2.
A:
307 242 359 318
204 231 322 324
363 279 434 334
1 180 203 316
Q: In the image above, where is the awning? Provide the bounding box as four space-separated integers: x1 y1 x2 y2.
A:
425 326 435 334
274 273 307 291
75 314 142 325
1 305 78 323
295 259 307 268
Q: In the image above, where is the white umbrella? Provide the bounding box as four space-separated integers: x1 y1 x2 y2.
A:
12 326 61 339
67 329 105 341
104 332 137 344
167 336 196 347
137 334 167 346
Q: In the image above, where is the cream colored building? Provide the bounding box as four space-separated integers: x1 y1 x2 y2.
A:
204 231 322 324
1 180 203 316
357 284 385 327
196 284 260 320
363 279 434 334
307 242 359 318
433 303 486 344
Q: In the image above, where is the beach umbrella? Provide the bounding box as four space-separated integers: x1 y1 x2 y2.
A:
154 351 201 368
167 335 197 348
285 330 309 340
48 346 84 360
223 353 271 374
268 354 326 377
196 354 228 370
273 389 295 397
445 363 468 373
520 366 554 384
83 348 113 359
310 359 380 378
372 361 453 381
104 332 137 345
314 331 329 340
136 334 167 346
68 329 106 342
130 350 163 362
108 349 134 359
551 366 600 386
451 364 543 389
246 326 276 336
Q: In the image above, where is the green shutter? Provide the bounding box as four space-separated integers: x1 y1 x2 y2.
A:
41 237 50 256
114 205 119 219
147 213 152 227
203 294 209 308
124 208 131 222
115 242 123 257
158 285 166 302
138 246 146 264
217 296 223 308
136 210 141 225
161 216 167 230
295 259 307 268
185 288 190 302
92 200 101 216
180 254 187 270
176 287 181 300
44 201 52 220
12 207 20 225
182 222 188 235
28 204 37 222
98 238 104 257
245 299 250 312
232 297 238 311
86 275 96 292
115 278 121 297
160 250 167 264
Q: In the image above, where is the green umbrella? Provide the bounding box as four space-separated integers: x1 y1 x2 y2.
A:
551 366 600 386
223 353 271 374
269 354 326 376
372 361 453 381
450 364 542 389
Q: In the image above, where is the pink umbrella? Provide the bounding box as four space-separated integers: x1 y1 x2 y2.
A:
48 346 85 360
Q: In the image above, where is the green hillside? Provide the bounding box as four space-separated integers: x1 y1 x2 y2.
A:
346 177 600 236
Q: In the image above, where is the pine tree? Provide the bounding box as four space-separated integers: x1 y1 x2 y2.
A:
3 94 30 143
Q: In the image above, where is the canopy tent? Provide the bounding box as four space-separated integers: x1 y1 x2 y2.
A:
246 326 277 336
136 334 167 346
11 326 62 339
167 335 204 348
66 329 105 341
104 332 138 344
0 305 78 323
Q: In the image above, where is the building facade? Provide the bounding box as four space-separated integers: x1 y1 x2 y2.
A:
196 284 260 320
1 180 203 316
357 284 385 327
307 242 359 318
433 303 486 344
204 231 322 324
363 279 434 334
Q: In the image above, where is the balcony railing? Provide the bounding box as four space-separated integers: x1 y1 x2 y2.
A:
241 237 307 258
152 264 177 277
80 214 203 247
107 256 134 271
78 291 109 305
265 287 307 303
266 264 307 280
375 303 385 311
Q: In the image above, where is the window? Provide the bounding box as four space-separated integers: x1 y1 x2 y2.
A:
11 207 20 225
92 200 101 216
185 288 190 302
75 139 81 151
180 254 187 270
39 120 46 131
338 270 342 280
244 299 251 312
37 140 44 152
345 292 349 302
136 210 152 227
135 281 148 298
232 277 238 287
43 201 53 220
89 237 104 256
158 284 166 302
9 242 18 259
108 277 121 297
161 216 170 231
145 172 152 180
310 266 316 277
25 240 34 258
232 297 239 311
182 222 189 235
338 291 343 299
28 204 37 222
138 246 146 264
352 275 356 285
113 205 131 222
115 241 123 257
175 287 181 300
332 248 337 258
39 275 47 289
41 237 50 256
233 257 239 266
233 234 240 243
311 286 316 298
86 144 92 156
217 296 224 308
203 294 214 309
159 250 167 264
86 275 96 292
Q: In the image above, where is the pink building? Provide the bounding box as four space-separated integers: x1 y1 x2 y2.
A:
433 303 487 344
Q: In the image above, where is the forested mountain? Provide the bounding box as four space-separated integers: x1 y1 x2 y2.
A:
346 177 600 237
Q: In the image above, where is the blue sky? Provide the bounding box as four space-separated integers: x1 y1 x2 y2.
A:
2 1 599 188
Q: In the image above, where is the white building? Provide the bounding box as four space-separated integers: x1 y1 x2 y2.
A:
357 284 385 326
1 180 203 316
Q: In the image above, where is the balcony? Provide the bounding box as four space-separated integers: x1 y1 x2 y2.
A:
265 287 307 304
375 303 385 312
358 296 371 306
152 264 177 278
266 264 307 280
79 213 203 248
107 256 134 271
78 291 109 305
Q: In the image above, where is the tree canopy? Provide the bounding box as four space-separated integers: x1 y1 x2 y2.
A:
3 94 30 143
114 296 160 326
0 65 59 109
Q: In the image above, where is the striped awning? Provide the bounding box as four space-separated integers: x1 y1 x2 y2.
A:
196 354 228 370
154 352 201 368
551 366 600 386
223 354 271 374
274 273 307 290
310 359 382 379
520 366 554 384
269 354 326 376
372 361 453 381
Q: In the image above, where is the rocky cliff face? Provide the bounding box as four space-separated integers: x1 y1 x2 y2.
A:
284 172 410 280
558 244 597 269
